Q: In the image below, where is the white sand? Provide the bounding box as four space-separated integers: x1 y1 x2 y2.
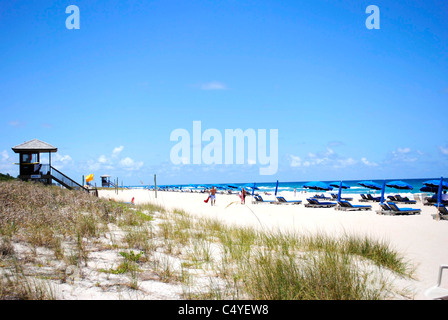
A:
99 188 448 300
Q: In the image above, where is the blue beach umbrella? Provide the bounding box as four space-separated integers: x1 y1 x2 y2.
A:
275 180 279 196
380 180 386 204
337 181 343 202
243 183 259 190
386 180 413 190
423 179 448 190
358 181 382 191
420 186 438 193
303 181 333 191
242 183 259 196
437 177 444 207
330 182 350 189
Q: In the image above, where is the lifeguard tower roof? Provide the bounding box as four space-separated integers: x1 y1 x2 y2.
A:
12 139 57 153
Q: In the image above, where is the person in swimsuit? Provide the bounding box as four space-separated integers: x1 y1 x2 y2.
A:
241 187 247 204
210 186 216 206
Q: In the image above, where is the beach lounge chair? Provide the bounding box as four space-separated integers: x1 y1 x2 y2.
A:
393 195 417 204
253 195 275 204
337 200 371 211
359 194 369 202
276 196 302 205
386 202 421 215
304 198 337 208
376 203 393 215
366 194 381 202
313 194 331 200
434 204 448 220
423 195 437 206
331 193 353 201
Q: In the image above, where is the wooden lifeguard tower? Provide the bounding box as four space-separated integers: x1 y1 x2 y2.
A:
12 139 57 184
101 175 118 188
12 139 91 193
101 175 111 187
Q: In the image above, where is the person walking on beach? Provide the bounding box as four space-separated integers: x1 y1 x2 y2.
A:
241 187 247 204
210 186 216 206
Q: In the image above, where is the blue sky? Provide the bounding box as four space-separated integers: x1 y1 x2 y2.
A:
1 0 447 186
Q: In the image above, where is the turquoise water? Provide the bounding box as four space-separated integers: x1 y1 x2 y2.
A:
230 178 439 194
129 178 443 194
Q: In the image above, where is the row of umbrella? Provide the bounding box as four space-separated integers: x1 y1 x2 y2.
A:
302 179 446 192
163 179 446 204
302 178 446 206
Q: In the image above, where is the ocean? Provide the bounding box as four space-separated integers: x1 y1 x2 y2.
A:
129 178 443 195
238 178 437 195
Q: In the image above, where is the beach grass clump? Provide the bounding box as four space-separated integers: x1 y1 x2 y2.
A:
159 210 414 300
240 249 387 300
0 180 159 298
300 232 413 277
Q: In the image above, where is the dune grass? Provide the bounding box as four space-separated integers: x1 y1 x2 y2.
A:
0 180 414 300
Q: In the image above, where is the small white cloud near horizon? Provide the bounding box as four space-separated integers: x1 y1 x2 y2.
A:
199 81 227 90
397 147 411 154
0 150 15 175
112 146 124 157
52 153 73 170
289 155 302 167
439 146 448 155
84 145 143 173
289 147 355 169
361 157 378 167
98 155 108 163
391 147 418 163
119 157 143 171
8 120 24 127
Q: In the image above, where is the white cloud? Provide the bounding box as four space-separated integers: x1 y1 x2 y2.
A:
361 157 378 167
397 147 411 154
98 155 107 163
391 147 417 162
335 157 357 168
0 150 15 175
200 81 227 90
55 154 72 163
84 145 144 175
1 150 9 161
8 120 24 127
112 146 124 156
439 146 448 155
119 157 143 171
87 160 101 171
289 155 302 167
52 153 73 170
289 149 356 169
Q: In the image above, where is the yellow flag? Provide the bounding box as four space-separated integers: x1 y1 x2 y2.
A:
86 174 94 182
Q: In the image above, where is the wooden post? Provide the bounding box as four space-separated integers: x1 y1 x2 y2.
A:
154 174 157 199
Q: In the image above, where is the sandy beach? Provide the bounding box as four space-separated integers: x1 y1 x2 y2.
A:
100 188 448 300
